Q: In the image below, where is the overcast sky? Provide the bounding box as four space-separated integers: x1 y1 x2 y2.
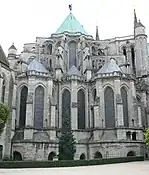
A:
0 0 149 54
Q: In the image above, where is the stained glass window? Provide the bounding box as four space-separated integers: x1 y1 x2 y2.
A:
19 86 28 128
104 87 115 128
34 86 44 129
121 87 129 127
77 89 85 129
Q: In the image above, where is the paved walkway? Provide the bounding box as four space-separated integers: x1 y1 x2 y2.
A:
0 161 148 175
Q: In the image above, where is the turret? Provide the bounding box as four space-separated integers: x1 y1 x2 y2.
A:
134 10 149 77
8 43 17 58
7 43 18 70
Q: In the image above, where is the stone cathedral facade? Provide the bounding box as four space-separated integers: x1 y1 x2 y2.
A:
0 9 149 160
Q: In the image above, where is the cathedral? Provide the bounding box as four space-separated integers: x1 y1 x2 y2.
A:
0 7 149 161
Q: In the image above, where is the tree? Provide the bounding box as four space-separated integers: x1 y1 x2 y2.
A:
58 115 76 160
0 103 9 135
145 128 149 148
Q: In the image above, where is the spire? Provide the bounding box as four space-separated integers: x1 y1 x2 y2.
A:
96 26 99 40
134 9 137 24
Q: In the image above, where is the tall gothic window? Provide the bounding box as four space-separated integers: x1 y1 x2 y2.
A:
131 46 136 74
121 87 129 127
48 44 52 55
1 77 6 103
69 41 77 68
19 86 28 128
34 86 44 129
62 89 71 129
77 89 85 129
123 46 127 58
104 87 115 128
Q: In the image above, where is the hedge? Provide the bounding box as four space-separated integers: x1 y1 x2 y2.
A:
0 156 144 169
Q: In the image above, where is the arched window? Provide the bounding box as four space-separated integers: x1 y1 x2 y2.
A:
92 60 95 69
132 132 136 140
131 46 136 74
104 87 115 128
49 59 52 69
92 89 97 102
48 44 52 55
123 46 127 58
91 107 94 128
62 89 71 129
77 89 85 129
92 46 96 56
68 41 77 68
1 76 6 103
121 87 129 127
19 86 28 128
34 86 44 129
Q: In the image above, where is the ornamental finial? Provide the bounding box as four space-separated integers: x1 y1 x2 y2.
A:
69 4 72 12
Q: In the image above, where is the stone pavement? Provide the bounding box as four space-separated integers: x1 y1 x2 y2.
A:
0 161 148 175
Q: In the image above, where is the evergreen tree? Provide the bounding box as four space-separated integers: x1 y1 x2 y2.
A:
58 115 76 160
0 103 9 135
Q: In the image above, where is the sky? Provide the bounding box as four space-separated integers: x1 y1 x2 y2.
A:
0 0 149 55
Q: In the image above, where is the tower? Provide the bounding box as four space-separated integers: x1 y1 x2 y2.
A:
134 10 149 77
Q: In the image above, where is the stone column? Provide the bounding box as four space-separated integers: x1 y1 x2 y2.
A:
85 87 89 129
129 81 137 127
96 81 103 128
71 80 77 130
47 79 53 127
24 77 34 139
11 81 17 131
138 105 142 127
114 79 124 127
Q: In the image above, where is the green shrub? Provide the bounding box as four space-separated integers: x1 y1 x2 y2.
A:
0 103 9 135
0 156 144 169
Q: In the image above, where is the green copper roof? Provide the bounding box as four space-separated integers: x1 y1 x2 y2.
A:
56 12 88 35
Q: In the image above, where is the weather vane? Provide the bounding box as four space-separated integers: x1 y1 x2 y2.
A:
69 4 72 11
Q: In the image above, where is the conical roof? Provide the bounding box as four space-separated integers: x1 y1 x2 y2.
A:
56 12 88 35
9 43 17 50
67 65 81 76
98 58 122 74
27 59 48 73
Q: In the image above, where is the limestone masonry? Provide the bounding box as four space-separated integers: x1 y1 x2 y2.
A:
0 8 149 160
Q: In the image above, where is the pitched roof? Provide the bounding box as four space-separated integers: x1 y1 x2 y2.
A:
98 58 122 74
0 45 9 66
27 59 48 73
67 65 81 76
56 12 88 35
